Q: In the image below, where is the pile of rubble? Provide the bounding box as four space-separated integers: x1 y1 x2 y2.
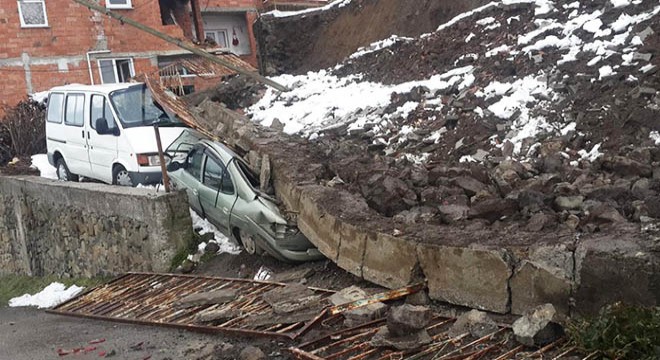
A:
234 0 660 236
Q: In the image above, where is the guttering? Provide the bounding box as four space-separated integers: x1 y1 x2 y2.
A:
86 50 111 85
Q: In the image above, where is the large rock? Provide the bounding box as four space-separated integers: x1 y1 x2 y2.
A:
448 309 498 338
574 232 660 315
452 176 488 197
387 304 432 337
468 198 519 222
512 304 564 347
601 156 653 178
417 244 512 313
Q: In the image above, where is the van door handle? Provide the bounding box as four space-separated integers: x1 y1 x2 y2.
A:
192 190 198 196
81 130 84 138
87 131 90 139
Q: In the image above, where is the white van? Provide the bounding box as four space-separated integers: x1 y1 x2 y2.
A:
45 83 189 186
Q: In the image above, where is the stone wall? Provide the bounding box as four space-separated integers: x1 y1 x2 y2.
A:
194 99 660 317
0 176 192 278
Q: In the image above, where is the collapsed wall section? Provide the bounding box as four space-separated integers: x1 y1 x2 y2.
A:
0 176 192 278
195 99 660 317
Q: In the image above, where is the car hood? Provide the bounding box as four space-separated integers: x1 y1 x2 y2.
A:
122 127 187 154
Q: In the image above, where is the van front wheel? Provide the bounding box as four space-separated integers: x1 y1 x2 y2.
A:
112 165 134 187
56 158 78 182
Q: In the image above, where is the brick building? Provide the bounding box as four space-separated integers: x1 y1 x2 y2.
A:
0 0 327 112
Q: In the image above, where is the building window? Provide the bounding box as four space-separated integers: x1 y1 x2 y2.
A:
98 58 134 84
106 0 132 9
17 0 48 28
204 30 228 48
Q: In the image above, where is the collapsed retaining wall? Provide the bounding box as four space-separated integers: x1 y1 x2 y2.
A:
0 176 192 278
194 99 660 317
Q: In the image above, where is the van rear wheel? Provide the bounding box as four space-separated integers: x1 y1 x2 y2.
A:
112 165 134 187
56 158 78 182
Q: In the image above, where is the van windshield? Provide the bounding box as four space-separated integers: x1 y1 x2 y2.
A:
109 84 184 128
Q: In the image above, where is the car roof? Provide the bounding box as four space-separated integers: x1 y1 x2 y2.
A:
48 82 143 95
200 139 241 163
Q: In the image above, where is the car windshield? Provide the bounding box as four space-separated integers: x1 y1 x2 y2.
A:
109 84 184 128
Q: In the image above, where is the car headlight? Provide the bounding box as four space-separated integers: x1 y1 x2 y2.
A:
271 223 300 239
137 154 171 166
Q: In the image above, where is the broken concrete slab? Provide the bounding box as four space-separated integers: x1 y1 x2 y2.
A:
362 232 419 289
261 283 324 314
370 326 433 351
512 304 564 347
448 309 498 338
417 244 512 313
270 267 315 283
195 307 241 323
336 222 370 278
297 186 341 262
175 289 238 308
574 232 660 315
510 260 571 317
387 304 432 337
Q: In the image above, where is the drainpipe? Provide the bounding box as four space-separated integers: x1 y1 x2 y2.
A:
86 50 111 85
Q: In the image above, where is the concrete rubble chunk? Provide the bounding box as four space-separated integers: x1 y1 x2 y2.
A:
259 154 271 193
448 309 499 338
452 176 487 197
637 26 654 42
512 304 564 347
370 326 433 351
406 290 431 306
387 304 433 337
510 260 571 317
330 286 388 327
554 196 583 211
239 345 266 360
270 267 315 283
195 307 241 323
175 289 237 308
261 283 323 314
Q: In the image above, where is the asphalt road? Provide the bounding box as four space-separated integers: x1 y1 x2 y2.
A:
0 306 235 360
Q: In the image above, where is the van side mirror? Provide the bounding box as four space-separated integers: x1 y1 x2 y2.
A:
96 118 119 136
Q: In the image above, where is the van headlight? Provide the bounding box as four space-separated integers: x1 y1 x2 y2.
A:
137 154 170 167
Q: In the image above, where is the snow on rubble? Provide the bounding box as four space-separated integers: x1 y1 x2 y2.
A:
264 0 352 18
248 0 660 166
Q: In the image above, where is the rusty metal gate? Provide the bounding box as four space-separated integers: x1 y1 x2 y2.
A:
289 317 594 360
48 272 333 339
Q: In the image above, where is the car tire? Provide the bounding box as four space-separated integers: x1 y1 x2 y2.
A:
112 165 134 187
56 158 78 182
238 229 262 255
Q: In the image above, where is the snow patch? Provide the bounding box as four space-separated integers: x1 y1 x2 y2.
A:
9 283 84 309
264 0 351 18
190 209 241 255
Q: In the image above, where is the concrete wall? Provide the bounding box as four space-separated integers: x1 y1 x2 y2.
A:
194 99 660 317
0 176 192 278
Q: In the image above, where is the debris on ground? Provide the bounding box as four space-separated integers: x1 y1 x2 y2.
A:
239 345 266 360
513 303 565 347
448 309 499 338
329 286 388 327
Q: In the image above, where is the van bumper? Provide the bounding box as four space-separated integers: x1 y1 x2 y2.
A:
129 170 163 185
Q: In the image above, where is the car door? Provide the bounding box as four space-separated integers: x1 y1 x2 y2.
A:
88 94 119 184
63 93 92 176
198 152 238 234
176 148 205 214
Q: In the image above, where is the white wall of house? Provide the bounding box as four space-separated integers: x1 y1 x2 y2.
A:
202 13 252 55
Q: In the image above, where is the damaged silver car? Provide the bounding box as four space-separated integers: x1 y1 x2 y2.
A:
167 132 323 262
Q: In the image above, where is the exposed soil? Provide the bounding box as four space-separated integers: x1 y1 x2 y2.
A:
255 0 492 74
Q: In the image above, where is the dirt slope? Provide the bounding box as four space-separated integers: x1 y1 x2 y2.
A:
255 0 491 74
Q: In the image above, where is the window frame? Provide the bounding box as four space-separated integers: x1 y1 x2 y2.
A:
202 153 234 195
97 58 135 84
185 148 204 181
204 29 228 48
105 0 132 10
64 93 85 127
17 0 49 28
89 94 117 131
46 92 64 124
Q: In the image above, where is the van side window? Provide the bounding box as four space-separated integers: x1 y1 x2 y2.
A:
64 94 85 127
46 93 64 123
186 149 204 180
90 95 116 130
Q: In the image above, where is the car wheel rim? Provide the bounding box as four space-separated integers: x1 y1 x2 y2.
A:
57 164 68 181
116 170 133 186
242 232 257 254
